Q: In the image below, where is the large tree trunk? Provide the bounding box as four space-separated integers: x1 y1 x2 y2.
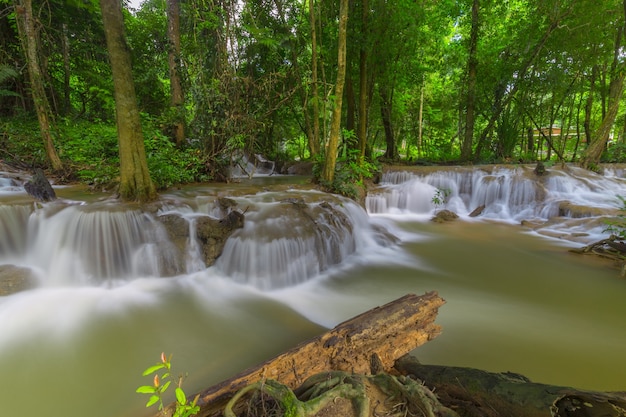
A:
158 292 445 417
394 356 626 417
321 0 348 183
100 0 156 202
15 0 63 172
167 0 185 146
460 0 479 162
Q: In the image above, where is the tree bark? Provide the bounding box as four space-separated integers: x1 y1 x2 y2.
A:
460 0 479 162
308 0 321 157
167 0 185 146
357 0 369 163
380 85 397 160
14 0 63 171
158 292 445 417
100 0 156 202
394 356 626 417
321 0 348 183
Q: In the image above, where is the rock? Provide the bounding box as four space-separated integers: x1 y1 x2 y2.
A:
0 265 37 295
431 210 459 223
196 211 244 264
158 209 245 270
24 168 56 202
286 161 314 175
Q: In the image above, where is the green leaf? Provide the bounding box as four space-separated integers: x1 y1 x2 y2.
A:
142 364 165 376
136 385 157 394
161 380 172 393
175 387 187 405
145 395 160 408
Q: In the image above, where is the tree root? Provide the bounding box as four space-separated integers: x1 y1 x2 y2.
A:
223 371 458 417
569 235 626 276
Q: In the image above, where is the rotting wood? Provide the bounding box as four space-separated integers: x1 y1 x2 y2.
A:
157 291 444 417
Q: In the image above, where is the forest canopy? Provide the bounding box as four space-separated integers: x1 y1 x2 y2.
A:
1 0 626 195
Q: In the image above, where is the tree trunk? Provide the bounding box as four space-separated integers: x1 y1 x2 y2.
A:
394 356 626 417
584 65 598 145
158 292 445 417
321 0 348 183
357 0 369 163
15 0 63 172
460 0 479 162
308 0 321 157
167 0 185 146
100 0 156 202
380 85 397 160
580 71 625 169
581 2 626 171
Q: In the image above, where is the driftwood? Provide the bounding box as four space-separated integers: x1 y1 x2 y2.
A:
394 355 626 417
159 292 444 417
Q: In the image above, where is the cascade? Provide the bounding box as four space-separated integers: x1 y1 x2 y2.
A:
366 164 626 242
214 192 382 289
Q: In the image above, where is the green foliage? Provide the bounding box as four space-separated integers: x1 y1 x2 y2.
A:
57 118 119 185
143 123 212 189
137 352 200 417
602 142 626 163
315 130 380 200
431 188 450 210
0 65 20 98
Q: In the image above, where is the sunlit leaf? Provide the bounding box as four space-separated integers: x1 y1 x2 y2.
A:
175 387 187 405
136 385 156 394
145 394 160 408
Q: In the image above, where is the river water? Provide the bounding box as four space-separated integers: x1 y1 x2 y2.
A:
0 164 625 417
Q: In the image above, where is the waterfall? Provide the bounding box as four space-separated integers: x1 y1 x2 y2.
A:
214 192 380 289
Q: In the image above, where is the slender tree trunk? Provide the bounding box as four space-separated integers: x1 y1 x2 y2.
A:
460 0 479 162
584 65 597 145
357 0 368 163
100 0 156 202
308 0 321 157
15 0 63 171
62 23 71 115
345 73 355 134
418 79 424 158
380 86 397 160
321 0 348 183
167 0 185 146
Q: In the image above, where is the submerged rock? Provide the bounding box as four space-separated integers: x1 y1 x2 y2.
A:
431 209 459 223
0 265 37 295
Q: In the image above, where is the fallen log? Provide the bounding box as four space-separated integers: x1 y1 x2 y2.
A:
394 355 626 417
159 291 444 417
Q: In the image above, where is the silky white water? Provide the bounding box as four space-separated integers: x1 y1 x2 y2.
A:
0 165 625 417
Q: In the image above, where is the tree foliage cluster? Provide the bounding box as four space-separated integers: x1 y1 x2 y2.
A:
1 0 626 197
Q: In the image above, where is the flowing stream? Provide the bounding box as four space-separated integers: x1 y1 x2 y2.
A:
0 164 625 417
